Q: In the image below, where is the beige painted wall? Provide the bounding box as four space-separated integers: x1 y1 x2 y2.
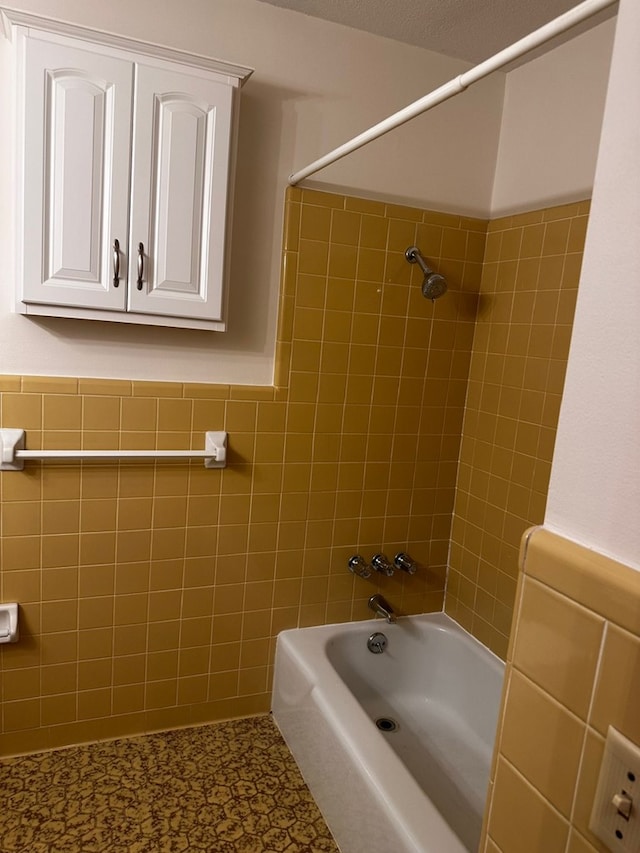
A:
491 18 615 217
0 0 504 386
546 0 640 571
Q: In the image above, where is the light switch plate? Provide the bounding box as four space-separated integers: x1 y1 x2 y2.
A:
590 726 640 852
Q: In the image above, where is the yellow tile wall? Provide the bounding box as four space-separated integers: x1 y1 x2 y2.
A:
482 526 640 853
445 201 590 658
0 187 486 755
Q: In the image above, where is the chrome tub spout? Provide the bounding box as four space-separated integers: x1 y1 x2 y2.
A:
368 594 396 624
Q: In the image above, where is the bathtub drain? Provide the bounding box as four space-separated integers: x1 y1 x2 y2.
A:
375 717 398 733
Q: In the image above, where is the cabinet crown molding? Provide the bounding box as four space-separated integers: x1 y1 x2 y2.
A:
0 6 253 85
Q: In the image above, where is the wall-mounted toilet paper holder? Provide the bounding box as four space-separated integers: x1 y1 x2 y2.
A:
0 603 19 643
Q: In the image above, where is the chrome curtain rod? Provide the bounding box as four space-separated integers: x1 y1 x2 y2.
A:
288 0 617 186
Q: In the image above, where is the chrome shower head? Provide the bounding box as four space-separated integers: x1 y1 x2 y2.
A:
422 271 447 301
405 246 448 302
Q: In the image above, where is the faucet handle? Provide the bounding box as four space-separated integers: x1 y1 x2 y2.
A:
371 553 394 576
348 554 372 579
394 552 417 574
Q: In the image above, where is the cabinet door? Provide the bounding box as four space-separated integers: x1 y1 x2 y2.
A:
127 64 234 323
20 35 133 310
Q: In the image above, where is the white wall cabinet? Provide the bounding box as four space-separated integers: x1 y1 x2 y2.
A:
2 10 252 331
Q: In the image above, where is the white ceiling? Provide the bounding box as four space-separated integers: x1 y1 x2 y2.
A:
253 0 616 64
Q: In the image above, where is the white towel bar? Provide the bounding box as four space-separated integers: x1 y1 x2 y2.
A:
0 429 227 470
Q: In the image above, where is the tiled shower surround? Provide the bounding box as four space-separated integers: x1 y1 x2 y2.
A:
446 202 589 656
0 188 586 754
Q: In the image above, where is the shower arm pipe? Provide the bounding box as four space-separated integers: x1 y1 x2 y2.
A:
406 246 432 276
288 0 617 186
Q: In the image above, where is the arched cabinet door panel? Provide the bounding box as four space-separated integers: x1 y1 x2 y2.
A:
20 37 132 311
127 65 233 323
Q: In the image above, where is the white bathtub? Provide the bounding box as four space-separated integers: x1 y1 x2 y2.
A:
272 612 504 853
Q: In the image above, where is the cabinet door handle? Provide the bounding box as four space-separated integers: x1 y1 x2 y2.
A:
137 242 144 290
113 239 120 288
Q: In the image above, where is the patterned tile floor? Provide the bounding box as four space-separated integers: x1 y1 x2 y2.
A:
0 714 340 853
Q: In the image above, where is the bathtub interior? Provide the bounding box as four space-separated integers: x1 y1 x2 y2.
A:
326 616 503 749
272 613 505 853
325 616 504 850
